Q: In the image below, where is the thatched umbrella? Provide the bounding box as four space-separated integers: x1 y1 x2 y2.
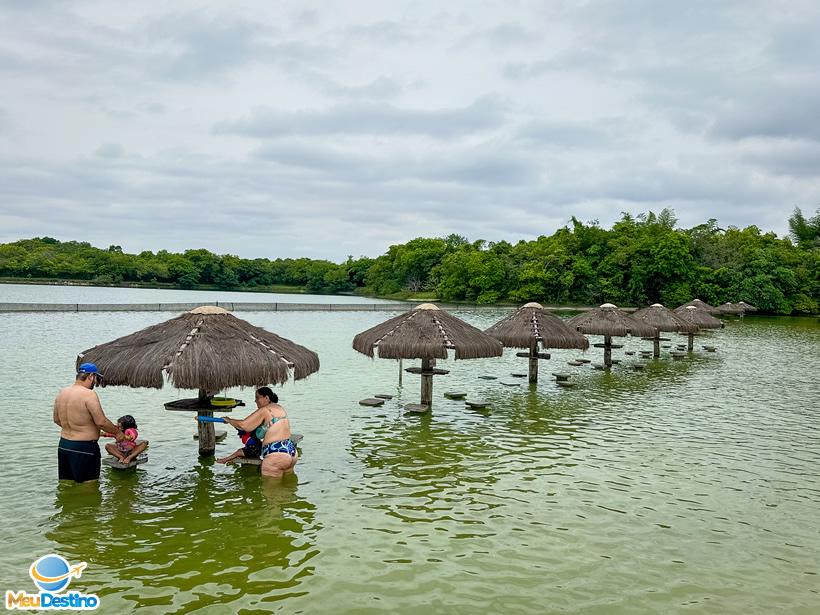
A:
674 305 724 350
736 301 758 312
717 302 745 315
567 303 656 367
77 305 320 455
676 298 721 314
484 302 589 383
352 303 503 407
632 303 698 357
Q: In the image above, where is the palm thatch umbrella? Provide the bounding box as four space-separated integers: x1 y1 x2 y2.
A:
717 302 745 315
352 303 503 406
674 305 724 350
676 298 721 314
484 302 589 383
567 303 656 367
736 301 758 312
77 305 320 455
632 303 699 357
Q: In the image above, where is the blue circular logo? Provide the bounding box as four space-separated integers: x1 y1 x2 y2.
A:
30 554 71 593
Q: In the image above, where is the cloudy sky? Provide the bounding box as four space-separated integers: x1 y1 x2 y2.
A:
1 1 818 261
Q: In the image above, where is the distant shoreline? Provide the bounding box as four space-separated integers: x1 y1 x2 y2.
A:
0 277 590 310
0 277 312 296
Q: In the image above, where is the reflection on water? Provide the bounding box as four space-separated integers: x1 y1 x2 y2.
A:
1 294 818 613
48 467 317 613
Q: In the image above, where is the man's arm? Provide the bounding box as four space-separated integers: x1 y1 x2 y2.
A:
53 398 61 427
86 392 122 437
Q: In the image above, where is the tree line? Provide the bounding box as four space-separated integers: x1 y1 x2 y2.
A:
1 208 818 314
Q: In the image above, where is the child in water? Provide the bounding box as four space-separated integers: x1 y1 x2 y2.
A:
216 428 262 464
103 415 148 464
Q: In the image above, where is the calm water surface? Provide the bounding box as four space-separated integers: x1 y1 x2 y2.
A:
1 286 818 614
0 282 392 304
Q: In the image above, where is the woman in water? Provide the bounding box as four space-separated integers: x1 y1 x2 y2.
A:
222 387 297 479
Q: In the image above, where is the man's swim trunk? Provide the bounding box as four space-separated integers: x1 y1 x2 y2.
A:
58 438 101 482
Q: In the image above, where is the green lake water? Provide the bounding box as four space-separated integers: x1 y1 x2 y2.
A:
1 285 818 613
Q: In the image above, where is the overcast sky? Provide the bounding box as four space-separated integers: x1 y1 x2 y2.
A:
1 1 818 261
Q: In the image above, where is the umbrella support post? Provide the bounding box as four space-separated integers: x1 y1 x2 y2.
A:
604 335 612 367
197 389 216 457
687 333 694 352
398 359 403 386
528 339 539 384
420 358 433 406
653 337 660 358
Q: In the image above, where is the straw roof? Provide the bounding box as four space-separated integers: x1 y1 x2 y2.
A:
77 306 320 390
484 302 589 350
717 302 745 315
736 300 758 312
352 303 503 360
676 298 720 314
673 305 723 329
566 303 657 337
632 303 698 334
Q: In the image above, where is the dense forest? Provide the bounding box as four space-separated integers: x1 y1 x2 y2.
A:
1 208 818 314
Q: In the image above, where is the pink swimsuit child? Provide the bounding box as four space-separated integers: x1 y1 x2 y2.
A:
105 427 138 453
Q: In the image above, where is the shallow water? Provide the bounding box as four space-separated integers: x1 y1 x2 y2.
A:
1 287 818 613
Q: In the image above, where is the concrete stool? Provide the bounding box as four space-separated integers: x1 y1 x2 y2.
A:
103 454 147 469
404 404 429 414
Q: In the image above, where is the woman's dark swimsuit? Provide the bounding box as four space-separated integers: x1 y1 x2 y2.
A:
261 439 297 458
258 411 296 458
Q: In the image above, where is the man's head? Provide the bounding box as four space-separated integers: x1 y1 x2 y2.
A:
76 363 103 389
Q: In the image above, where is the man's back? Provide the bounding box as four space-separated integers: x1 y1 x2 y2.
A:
54 384 101 441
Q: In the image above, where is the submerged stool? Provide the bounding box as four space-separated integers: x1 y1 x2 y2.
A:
375 394 394 400
404 403 429 414
444 391 467 400
552 372 571 382
557 380 577 388
103 454 148 469
465 400 491 410
359 398 385 407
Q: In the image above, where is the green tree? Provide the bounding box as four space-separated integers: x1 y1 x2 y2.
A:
788 207 820 248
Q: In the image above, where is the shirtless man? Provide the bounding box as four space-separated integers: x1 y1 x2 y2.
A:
53 363 123 483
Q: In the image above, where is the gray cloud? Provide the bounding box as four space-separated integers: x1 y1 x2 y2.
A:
515 119 627 149
1 1 816 260
95 143 124 159
740 139 820 178
215 97 506 139
343 20 424 45
709 87 820 142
